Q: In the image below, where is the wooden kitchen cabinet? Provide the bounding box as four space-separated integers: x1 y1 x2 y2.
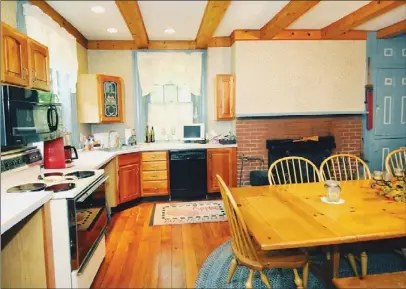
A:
207 148 237 193
141 151 169 197
215 74 235 120
118 153 141 203
77 74 125 124
102 158 119 208
1 22 29 87
27 39 50 91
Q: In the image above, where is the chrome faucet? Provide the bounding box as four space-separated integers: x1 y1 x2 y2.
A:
108 130 119 148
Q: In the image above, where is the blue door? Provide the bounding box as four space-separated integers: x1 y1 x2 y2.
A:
364 33 406 171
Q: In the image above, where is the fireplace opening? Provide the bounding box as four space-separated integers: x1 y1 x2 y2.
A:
266 136 336 184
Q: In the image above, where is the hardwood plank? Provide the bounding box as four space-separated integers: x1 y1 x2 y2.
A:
333 271 406 288
91 203 230 289
377 20 406 39
115 1 148 48
322 1 406 39
158 226 172 288
171 225 186 289
182 224 199 288
196 1 231 48
260 1 320 40
29 0 88 48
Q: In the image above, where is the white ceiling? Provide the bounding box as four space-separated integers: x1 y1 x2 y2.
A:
214 1 289 37
138 1 207 40
47 1 132 40
46 1 406 41
355 4 406 31
289 1 370 29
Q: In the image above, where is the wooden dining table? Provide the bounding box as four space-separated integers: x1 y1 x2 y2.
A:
230 180 406 283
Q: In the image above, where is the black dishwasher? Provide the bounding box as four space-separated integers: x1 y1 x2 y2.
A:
169 150 207 200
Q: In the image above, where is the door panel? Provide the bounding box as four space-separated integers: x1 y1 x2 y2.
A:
28 40 50 91
119 163 141 203
370 139 406 171
1 23 29 87
375 69 406 137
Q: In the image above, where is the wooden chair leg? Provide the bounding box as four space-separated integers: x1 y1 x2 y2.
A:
361 252 368 278
302 262 309 289
260 271 272 289
227 258 238 283
245 269 254 289
293 268 304 289
347 253 359 277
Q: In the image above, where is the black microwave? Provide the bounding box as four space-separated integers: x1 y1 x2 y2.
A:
1 85 63 147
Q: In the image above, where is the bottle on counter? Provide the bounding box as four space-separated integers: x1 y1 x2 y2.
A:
151 126 155 143
145 125 149 143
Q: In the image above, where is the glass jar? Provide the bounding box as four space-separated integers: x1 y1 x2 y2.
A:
324 180 341 202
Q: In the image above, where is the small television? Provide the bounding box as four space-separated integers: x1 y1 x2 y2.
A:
182 123 205 141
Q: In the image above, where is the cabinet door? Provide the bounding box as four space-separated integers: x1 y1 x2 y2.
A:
97 75 124 123
1 23 29 87
215 74 235 120
207 148 237 193
28 39 50 91
119 163 141 203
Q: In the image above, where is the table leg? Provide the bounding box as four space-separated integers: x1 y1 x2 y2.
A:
332 245 340 279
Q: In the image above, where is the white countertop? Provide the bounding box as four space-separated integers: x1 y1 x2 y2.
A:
1 142 237 234
73 142 238 169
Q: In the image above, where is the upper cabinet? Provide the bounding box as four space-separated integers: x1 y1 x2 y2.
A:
77 74 125 124
1 23 29 87
215 74 235 120
1 22 50 91
28 39 50 91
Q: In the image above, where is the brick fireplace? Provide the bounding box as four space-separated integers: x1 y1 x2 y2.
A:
236 115 363 186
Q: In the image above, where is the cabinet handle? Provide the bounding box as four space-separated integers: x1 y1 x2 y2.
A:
152 174 159 178
22 68 28 80
209 153 212 159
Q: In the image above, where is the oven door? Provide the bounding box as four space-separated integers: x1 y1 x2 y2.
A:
70 176 108 271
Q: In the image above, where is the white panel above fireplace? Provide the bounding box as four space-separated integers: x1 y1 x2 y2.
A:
233 40 366 116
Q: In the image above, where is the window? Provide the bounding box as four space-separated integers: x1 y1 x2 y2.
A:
134 51 207 143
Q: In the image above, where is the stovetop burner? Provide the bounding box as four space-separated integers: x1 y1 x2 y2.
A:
7 183 46 193
45 183 76 193
65 171 95 179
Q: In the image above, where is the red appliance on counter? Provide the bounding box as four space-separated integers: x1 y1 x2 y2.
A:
44 137 66 169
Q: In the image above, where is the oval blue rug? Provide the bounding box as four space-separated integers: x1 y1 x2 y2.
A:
195 241 406 289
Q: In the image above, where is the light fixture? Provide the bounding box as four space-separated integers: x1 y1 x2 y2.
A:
90 6 105 13
107 28 118 33
164 28 176 34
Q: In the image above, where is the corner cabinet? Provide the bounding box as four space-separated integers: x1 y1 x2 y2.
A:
77 74 125 124
1 22 29 87
1 22 50 91
215 74 235 120
207 148 237 193
118 153 141 203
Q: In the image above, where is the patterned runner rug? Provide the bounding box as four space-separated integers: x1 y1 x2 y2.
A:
150 200 227 226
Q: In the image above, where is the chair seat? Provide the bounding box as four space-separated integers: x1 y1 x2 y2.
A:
257 249 309 268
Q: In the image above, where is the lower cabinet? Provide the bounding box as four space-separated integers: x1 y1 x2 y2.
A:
118 153 141 203
141 151 169 197
207 148 237 193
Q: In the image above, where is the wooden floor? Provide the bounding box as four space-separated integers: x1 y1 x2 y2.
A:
92 202 231 288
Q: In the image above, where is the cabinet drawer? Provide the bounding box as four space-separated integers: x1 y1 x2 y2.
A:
118 153 140 167
142 151 167 162
142 171 167 181
142 180 168 196
142 161 167 171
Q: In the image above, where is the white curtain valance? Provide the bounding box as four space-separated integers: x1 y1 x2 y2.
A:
137 52 202 96
23 3 78 92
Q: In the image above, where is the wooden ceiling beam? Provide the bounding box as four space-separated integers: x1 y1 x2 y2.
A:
29 0 88 48
88 40 197 50
322 1 406 39
377 20 406 39
260 1 320 40
208 37 231 47
115 1 149 49
196 1 231 48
